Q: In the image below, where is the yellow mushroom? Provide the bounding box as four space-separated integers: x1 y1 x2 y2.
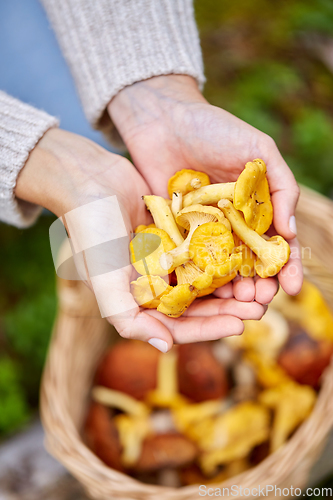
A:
160 205 230 271
157 283 198 318
92 386 150 418
234 234 256 278
175 261 213 291
183 182 235 208
218 200 290 278
146 349 187 408
130 275 172 308
182 159 272 235
196 402 270 475
188 221 242 278
172 400 226 435
114 414 151 467
226 308 289 360
167 169 210 199
171 191 183 220
259 381 316 452
134 223 156 233
244 351 291 388
143 195 184 246
234 158 273 235
130 228 176 276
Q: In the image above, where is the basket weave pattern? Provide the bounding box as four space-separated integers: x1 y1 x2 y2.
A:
41 187 333 500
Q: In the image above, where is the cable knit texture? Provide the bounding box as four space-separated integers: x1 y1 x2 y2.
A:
0 91 59 228
41 0 205 145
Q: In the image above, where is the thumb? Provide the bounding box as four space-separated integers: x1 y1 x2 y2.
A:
90 267 173 353
266 149 300 239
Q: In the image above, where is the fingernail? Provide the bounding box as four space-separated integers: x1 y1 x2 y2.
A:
289 215 297 235
148 338 168 353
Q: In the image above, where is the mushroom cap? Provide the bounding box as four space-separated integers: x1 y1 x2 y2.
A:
189 222 235 272
255 235 290 278
197 402 270 474
167 169 210 199
84 402 124 472
135 433 198 472
234 158 273 235
134 223 156 233
131 275 172 308
259 381 316 452
157 283 198 318
130 227 176 276
176 204 231 231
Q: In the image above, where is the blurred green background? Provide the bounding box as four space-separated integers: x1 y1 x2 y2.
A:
1 0 333 444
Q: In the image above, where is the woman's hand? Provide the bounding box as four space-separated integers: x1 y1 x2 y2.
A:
108 75 303 303
15 128 267 351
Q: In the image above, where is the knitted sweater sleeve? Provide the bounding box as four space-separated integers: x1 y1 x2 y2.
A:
41 0 205 145
0 91 59 228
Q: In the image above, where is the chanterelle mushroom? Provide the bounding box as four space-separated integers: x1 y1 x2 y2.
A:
195 402 270 475
130 275 172 308
167 169 210 199
157 283 198 318
183 182 235 208
143 195 184 246
189 221 242 278
130 228 176 276
234 159 273 235
259 381 316 452
175 261 213 291
160 205 230 271
147 349 187 408
218 200 290 278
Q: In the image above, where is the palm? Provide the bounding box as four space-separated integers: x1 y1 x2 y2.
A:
122 101 302 301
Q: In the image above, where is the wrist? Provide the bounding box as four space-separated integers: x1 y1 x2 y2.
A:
108 75 206 145
15 128 102 217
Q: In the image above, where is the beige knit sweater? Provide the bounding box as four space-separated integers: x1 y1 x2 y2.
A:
0 0 204 228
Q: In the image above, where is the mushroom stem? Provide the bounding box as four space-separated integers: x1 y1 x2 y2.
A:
218 200 290 278
160 206 230 271
92 386 149 417
144 195 184 246
190 178 202 189
171 191 183 219
183 183 235 207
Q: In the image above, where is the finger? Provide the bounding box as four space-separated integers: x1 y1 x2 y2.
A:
109 309 174 353
145 309 244 343
265 148 300 240
180 296 266 321
90 267 174 352
278 237 303 295
254 276 279 305
232 276 255 302
213 282 234 299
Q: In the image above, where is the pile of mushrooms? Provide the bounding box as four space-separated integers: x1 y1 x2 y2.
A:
130 160 290 317
85 285 333 485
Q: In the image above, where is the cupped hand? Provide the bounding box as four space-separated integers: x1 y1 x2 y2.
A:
108 75 303 302
15 128 266 351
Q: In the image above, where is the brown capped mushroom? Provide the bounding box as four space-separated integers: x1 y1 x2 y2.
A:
95 341 160 400
277 325 333 388
84 402 124 471
177 342 229 402
135 433 198 472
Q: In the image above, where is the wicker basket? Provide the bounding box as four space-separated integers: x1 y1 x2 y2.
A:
41 186 333 500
